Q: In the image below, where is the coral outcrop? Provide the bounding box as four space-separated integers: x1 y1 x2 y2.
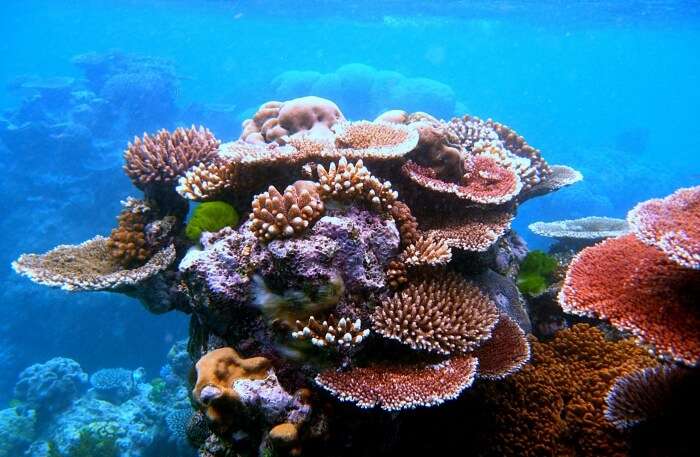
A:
13 95 585 455
14 358 88 416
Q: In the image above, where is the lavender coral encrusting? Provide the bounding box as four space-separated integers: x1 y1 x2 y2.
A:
12 95 586 456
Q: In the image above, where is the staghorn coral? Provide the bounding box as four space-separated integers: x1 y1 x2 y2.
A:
478 324 658 457
605 365 686 430
315 355 478 411
389 200 419 248
106 198 153 267
316 157 397 212
371 272 500 355
529 216 630 240
291 315 370 348
627 185 700 269
402 235 452 267
249 180 325 241
12 236 175 292
124 126 220 191
560 234 700 366
472 315 530 380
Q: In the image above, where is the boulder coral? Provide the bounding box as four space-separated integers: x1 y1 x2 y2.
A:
13 96 585 455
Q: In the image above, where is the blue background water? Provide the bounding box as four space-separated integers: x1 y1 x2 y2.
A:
1 0 698 408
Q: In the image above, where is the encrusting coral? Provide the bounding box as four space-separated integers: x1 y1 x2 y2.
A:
371 272 500 355
124 125 220 192
477 324 658 457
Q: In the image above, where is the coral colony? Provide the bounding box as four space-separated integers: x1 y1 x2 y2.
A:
12 96 699 456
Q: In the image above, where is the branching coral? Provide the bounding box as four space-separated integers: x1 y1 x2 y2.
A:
249 180 325 241
124 126 220 191
315 356 478 411
316 157 397 212
389 200 419 248
401 235 452 267
371 272 499 355
292 315 370 348
385 259 408 290
627 185 700 269
478 324 658 457
560 234 700 366
106 198 153 267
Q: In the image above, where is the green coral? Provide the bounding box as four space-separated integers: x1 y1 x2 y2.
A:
67 423 120 457
185 201 239 242
517 250 558 296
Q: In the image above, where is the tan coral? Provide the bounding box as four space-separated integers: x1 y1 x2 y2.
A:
420 207 514 252
402 235 452 267
176 158 234 201
249 180 325 241
316 157 397 212
371 272 500 355
292 315 370 348
13 237 175 292
192 347 272 424
472 314 531 380
106 198 153 268
124 126 220 191
332 121 419 160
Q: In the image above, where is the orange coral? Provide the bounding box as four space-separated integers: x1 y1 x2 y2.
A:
478 324 658 457
472 315 530 380
192 347 272 424
389 201 419 248
560 234 700 366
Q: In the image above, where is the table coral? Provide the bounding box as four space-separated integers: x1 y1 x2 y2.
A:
560 234 700 366
478 324 658 457
529 216 630 241
627 185 700 269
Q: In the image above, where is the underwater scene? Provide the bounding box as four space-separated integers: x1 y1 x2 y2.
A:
2 0 699 456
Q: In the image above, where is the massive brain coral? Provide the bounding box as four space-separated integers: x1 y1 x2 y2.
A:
13 95 584 456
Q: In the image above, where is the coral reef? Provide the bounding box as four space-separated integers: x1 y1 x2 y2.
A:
477 325 658 457
14 357 88 416
13 95 585 455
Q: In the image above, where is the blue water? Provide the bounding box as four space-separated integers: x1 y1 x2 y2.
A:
1 1 698 455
